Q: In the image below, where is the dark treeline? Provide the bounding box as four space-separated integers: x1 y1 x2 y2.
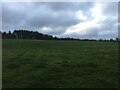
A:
2 30 55 40
1 30 119 41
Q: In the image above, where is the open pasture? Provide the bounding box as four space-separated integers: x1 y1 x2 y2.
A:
2 39 118 88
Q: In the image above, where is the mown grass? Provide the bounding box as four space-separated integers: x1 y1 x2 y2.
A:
2 39 118 88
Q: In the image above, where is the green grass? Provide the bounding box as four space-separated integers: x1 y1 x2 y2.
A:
2 39 118 88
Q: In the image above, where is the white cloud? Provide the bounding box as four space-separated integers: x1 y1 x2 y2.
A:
76 10 87 21
2 2 118 39
61 2 117 39
63 3 102 37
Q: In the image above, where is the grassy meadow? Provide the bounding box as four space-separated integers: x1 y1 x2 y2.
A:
2 39 118 88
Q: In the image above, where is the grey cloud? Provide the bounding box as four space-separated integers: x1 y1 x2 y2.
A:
26 10 80 28
32 2 94 11
2 2 117 39
2 2 29 25
99 17 117 31
101 2 118 16
2 2 83 32
98 30 117 39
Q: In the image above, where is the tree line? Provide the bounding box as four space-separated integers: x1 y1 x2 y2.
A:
1 30 119 41
2 30 56 40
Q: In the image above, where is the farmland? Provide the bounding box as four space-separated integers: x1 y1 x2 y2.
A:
2 39 118 88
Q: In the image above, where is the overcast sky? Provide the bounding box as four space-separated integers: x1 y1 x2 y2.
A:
2 2 118 39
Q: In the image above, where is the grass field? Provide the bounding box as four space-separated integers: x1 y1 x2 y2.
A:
2 39 118 88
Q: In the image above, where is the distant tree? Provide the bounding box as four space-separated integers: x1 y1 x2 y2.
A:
116 38 119 41
110 39 114 42
3 30 119 42
8 30 11 35
54 36 59 40
99 39 103 41
0 31 1 39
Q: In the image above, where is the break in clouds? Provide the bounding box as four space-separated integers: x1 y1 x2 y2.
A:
2 2 118 39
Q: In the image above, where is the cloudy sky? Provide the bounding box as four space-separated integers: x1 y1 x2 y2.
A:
2 2 118 39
